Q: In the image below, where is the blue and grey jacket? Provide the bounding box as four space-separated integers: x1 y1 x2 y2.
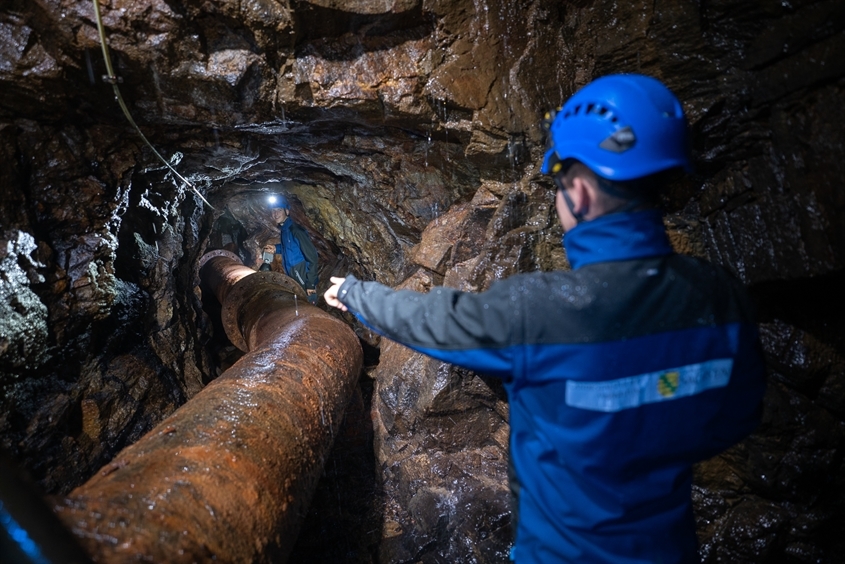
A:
275 218 319 290
337 209 766 563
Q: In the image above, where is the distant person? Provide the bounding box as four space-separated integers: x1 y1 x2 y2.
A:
325 75 766 563
263 195 320 305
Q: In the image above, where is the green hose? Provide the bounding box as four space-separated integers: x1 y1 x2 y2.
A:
91 0 214 210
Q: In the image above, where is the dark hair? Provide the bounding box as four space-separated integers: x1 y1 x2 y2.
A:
595 168 682 206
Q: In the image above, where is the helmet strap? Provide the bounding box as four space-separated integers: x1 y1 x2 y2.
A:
553 171 585 225
561 189 585 224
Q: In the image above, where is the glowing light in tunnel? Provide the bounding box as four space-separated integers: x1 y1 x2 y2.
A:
268 195 278 205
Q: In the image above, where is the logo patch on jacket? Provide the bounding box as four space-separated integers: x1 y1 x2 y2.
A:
565 359 733 412
657 372 680 397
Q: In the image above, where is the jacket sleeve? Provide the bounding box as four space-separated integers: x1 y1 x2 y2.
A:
337 276 519 378
293 225 319 289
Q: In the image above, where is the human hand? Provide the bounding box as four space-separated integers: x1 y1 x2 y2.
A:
324 276 348 311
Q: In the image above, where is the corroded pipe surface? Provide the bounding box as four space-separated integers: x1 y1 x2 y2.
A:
54 251 362 563
198 249 308 352
197 248 253 305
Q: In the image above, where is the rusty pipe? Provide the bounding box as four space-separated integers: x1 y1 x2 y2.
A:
54 251 362 563
196 250 308 352
198 249 260 305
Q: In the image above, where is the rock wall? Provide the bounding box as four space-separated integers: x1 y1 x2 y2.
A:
0 118 211 492
1 0 844 562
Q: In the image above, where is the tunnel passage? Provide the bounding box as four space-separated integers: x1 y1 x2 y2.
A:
50 251 363 563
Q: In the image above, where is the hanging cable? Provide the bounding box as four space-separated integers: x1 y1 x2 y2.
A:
91 0 214 210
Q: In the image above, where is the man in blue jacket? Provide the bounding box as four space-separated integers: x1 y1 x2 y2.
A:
263 195 320 304
324 74 766 563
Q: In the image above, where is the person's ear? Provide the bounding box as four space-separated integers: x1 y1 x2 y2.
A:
568 176 592 217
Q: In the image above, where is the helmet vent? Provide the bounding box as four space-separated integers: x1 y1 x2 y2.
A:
599 126 637 153
587 103 618 122
562 104 618 122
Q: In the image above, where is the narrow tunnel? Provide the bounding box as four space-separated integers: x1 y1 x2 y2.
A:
2 0 845 563
50 250 363 562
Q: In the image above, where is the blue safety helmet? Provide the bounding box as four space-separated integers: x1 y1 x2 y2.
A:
541 74 692 181
267 194 290 209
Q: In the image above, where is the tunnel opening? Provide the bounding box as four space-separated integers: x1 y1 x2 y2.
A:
182 181 389 562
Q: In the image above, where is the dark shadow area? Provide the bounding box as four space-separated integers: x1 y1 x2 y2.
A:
0 449 93 564
288 377 382 564
750 268 845 354
293 1 429 48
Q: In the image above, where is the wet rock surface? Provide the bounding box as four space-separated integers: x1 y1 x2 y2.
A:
1 0 844 562
368 268 513 563
695 319 845 562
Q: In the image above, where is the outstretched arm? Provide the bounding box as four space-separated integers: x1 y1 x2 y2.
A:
325 275 518 378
